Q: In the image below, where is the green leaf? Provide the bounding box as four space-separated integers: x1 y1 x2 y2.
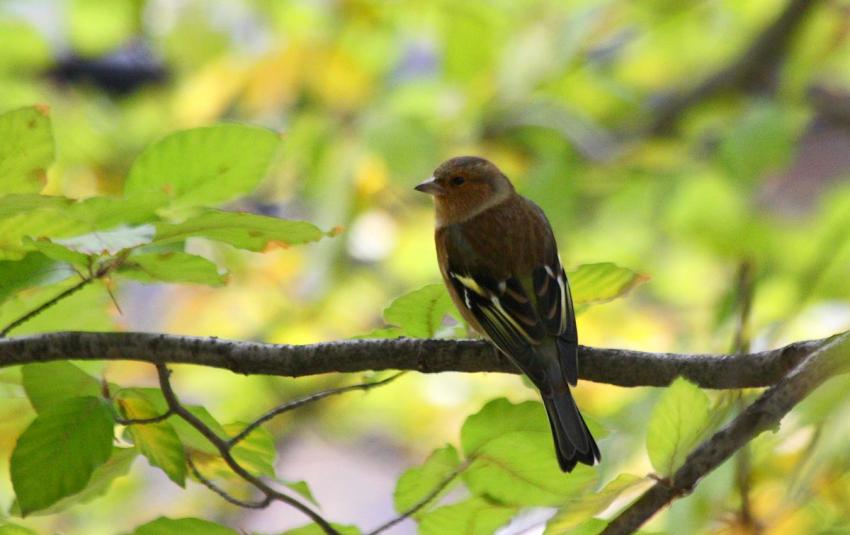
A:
0 523 38 535
549 518 663 535
21 362 101 413
383 284 454 338
53 224 156 255
0 252 69 303
461 398 550 456
280 524 362 535
281 480 319 507
115 390 186 487
460 399 597 506
117 252 226 286
544 474 646 534
0 279 114 335
124 124 281 212
646 377 711 476
0 194 164 260
0 106 54 195
23 237 90 267
418 498 517 535
464 431 597 506
154 210 327 252
131 517 238 535
14 446 137 516
568 263 648 306
10 396 114 515
394 444 461 514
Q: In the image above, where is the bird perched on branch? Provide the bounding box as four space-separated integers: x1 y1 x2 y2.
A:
415 156 600 472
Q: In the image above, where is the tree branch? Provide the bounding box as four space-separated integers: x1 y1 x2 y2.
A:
0 331 835 389
153 363 340 535
185 456 272 509
228 372 405 447
366 457 473 535
601 331 850 535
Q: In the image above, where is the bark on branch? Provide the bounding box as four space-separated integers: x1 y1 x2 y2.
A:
0 331 836 389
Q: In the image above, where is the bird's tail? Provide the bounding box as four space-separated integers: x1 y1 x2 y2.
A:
542 388 600 472
539 338 600 472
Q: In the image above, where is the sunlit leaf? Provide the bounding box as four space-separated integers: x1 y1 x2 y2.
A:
646 378 710 476
117 252 226 286
394 444 460 514
116 389 186 487
0 106 53 195
544 474 647 534
418 497 517 535
54 225 156 255
190 422 276 481
461 398 550 456
23 238 90 268
0 279 113 335
0 253 69 304
0 194 165 260
124 124 281 212
383 284 454 338
460 399 598 506
21 362 101 413
114 388 223 456
154 210 326 252
280 523 361 535
11 396 114 515
0 523 39 535
568 263 648 306
131 517 238 535
464 431 597 506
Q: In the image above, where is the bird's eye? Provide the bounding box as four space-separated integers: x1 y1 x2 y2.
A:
450 176 465 186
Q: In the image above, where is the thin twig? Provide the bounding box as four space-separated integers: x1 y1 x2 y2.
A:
366 458 473 535
228 372 405 447
0 253 129 338
0 277 93 337
153 363 340 535
600 332 850 535
186 456 272 509
114 408 174 426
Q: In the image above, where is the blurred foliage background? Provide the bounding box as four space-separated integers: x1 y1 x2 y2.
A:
1 0 850 533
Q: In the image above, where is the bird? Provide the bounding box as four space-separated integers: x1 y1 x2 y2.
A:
415 156 600 472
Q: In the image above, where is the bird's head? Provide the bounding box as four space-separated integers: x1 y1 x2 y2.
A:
415 156 514 226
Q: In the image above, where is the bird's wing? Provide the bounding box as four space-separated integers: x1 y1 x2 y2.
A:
441 202 579 386
532 258 579 385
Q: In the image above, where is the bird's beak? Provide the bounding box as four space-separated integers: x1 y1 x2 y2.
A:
414 176 445 195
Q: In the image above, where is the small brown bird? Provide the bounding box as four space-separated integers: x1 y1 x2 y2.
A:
415 156 600 472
